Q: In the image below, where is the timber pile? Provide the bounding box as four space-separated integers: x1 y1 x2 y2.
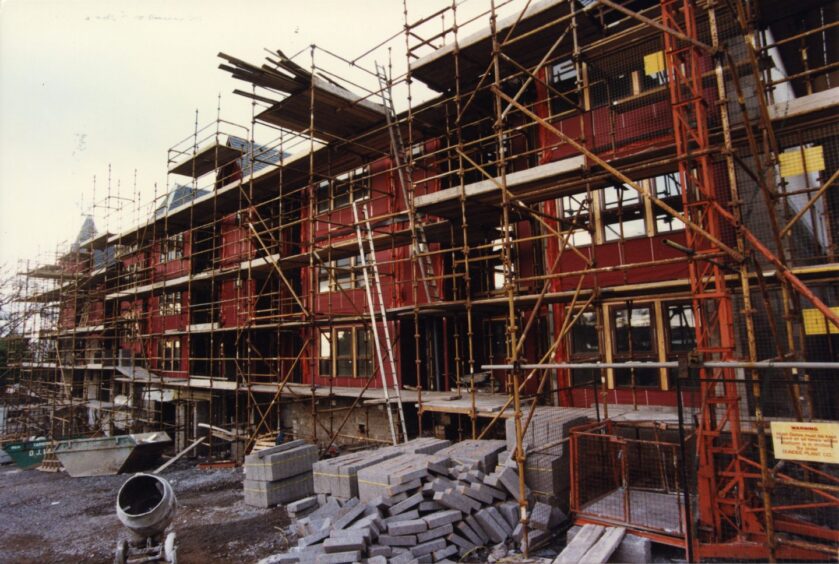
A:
263 439 566 563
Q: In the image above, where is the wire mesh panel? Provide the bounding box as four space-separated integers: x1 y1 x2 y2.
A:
571 420 694 542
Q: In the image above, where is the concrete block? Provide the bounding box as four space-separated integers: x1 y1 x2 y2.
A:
433 544 458 561
287 496 319 515
512 522 524 543
461 483 493 505
433 490 480 514
416 523 453 543
322 536 366 554
446 532 476 551
389 492 424 516
464 515 489 544
474 508 506 543
422 509 462 529
410 537 446 557
384 509 420 524
437 440 507 472
378 534 417 547
610 533 652 563
389 551 420 564
308 498 342 521
331 501 367 530
243 472 314 508
486 506 513 537
395 437 451 455
314 550 361 564
366 556 388 564
475 507 513 543
498 501 519 529
298 527 331 548
497 466 530 501
367 545 392 558
418 500 442 513
246 444 318 482
251 439 307 460
388 518 428 536
529 501 552 531
566 526 651 563
455 521 483 546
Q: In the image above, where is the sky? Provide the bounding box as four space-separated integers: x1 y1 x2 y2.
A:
0 0 510 270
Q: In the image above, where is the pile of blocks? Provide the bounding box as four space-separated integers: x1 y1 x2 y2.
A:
244 439 318 508
267 439 566 563
312 438 451 501
504 409 587 509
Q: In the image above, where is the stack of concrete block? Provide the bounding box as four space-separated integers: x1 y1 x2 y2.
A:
392 437 451 455
505 408 587 508
244 440 318 508
312 448 402 501
264 439 568 563
356 452 448 502
436 439 507 472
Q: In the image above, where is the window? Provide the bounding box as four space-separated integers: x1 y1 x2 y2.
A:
549 59 579 115
315 166 370 213
665 303 698 389
666 303 695 352
487 320 508 365
159 337 181 372
159 233 184 263
652 173 685 234
602 184 646 242
569 310 600 387
612 305 658 387
319 327 373 378
560 193 593 246
489 226 515 291
159 291 182 316
319 255 369 293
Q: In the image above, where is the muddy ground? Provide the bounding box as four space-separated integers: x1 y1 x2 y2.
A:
0 459 290 563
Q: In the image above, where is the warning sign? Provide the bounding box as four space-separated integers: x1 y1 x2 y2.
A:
770 421 839 464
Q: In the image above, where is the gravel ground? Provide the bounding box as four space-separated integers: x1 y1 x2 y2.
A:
0 459 290 563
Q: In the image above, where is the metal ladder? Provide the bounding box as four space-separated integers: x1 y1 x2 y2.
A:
374 62 438 303
352 200 408 443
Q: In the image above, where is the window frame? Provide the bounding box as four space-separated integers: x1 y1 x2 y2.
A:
610 303 660 389
158 337 181 372
318 326 374 379
315 166 371 213
159 233 185 263
158 291 183 317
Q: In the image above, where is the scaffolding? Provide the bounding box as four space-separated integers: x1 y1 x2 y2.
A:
2 0 837 560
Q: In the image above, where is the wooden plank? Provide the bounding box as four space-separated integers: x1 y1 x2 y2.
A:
154 437 206 474
581 526 626 564
553 524 605 564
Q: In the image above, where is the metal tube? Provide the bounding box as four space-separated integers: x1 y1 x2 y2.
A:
483 361 839 370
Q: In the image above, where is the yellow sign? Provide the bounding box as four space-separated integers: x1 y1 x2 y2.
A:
771 421 839 464
644 51 665 76
778 146 825 177
802 306 839 335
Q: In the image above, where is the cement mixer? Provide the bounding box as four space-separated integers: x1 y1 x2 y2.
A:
114 473 178 564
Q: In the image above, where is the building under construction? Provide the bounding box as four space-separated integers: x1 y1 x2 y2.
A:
2 0 838 560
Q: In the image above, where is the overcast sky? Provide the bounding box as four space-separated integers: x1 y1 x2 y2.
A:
0 0 512 270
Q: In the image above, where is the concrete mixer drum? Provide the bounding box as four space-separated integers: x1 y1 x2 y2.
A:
114 473 178 564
